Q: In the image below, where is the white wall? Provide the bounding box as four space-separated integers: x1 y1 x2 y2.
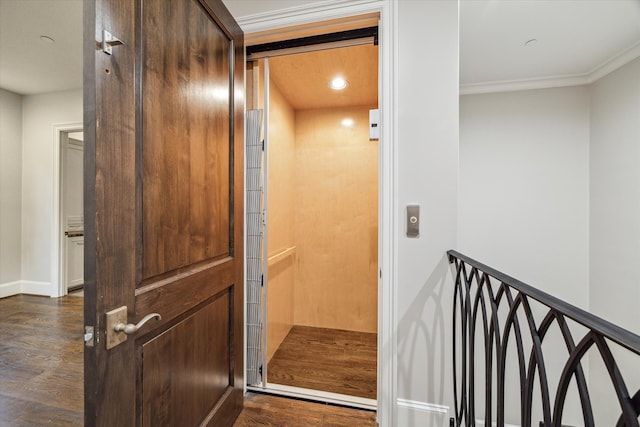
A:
21 89 83 294
224 1 460 425
459 86 590 308
589 57 640 334
459 57 640 425
459 85 591 426
589 57 640 426
395 1 458 426
0 88 23 293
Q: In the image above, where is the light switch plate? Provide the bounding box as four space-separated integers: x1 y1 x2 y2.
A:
407 205 419 238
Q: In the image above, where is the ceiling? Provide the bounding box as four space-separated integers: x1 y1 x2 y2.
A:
459 0 640 91
0 0 638 96
0 0 82 95
267 44 378 110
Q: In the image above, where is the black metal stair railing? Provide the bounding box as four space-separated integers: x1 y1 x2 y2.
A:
448 250 640 427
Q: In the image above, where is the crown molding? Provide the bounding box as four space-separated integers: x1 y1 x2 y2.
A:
235 0 383 34
459 74 588 96
460 40 640 95
587 40 640 83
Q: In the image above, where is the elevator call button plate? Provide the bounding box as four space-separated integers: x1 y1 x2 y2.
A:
407 205 419 238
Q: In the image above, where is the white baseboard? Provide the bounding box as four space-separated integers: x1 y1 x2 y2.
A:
396 398 449 427
21 280 51 295
476 420 520 427
0 280 51 298
0 281 22 298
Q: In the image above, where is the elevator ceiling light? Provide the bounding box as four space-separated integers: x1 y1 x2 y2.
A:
329 77 348 90
341 118 354 127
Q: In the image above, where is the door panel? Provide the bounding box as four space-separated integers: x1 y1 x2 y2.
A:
84 0 244 425
67 236 84 288
135 260 233 327
142 289 233 427
141 0 232 279
64 139 85 290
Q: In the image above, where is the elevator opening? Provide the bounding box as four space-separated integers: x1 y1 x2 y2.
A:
245 27 380 409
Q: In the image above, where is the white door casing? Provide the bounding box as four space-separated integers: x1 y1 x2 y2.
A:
236 1 396 425
52 123 83 297
64 135 84 291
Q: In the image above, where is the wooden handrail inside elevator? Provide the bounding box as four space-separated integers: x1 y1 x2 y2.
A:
268 246 296 266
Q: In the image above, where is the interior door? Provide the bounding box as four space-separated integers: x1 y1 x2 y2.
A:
83 0 244 426
64 135 84 291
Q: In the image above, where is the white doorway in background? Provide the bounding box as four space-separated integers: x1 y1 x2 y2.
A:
53 123 84 297
62 131 84 292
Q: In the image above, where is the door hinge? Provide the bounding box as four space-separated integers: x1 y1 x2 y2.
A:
102 30 124 55
261 140 265 151
261 275 264 287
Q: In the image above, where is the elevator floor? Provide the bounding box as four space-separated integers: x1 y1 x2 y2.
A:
267 325 377 399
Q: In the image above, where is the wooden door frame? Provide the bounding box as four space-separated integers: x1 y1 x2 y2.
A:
52 122 83 298
238 1 396 425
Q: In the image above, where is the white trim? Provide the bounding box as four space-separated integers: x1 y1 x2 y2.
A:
249 383 377 411
380 1 397 427
236 0 383 32
460 74 588 96
0 280 51 298
52 122 83 298
588 40 640 83
460 40 640 95
396 398 449 415
21 280 51 295
475 421 520 427
0 281 22 298
237 2 396 426
396 398 449 427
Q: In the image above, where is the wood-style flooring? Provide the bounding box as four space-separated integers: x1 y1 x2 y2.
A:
267 326 377 399
0 295 377 426
232 392 377 427
0 294 84 427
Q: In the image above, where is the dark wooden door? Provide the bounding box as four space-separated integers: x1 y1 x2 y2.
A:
83 0 244 426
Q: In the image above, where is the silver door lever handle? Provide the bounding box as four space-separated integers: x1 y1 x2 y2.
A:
114 313 161 334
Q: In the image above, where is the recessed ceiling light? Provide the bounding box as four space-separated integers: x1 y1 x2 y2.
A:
524 38 538 46
40 35 55 44
341 118 354 127
329 77 348 91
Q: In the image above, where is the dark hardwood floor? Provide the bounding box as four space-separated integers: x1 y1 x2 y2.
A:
233 392 377 427
0 296 377 426
0 294 84 427
267 326 377 399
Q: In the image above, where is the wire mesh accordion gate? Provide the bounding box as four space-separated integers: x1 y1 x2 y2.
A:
246 109 265 386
